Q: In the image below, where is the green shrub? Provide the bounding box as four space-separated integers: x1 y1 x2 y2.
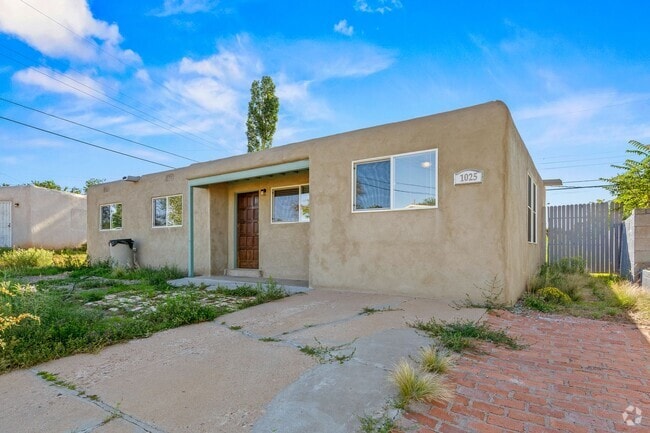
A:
0 248 54 269
537 287 572 305
52 253 87 269
391 359 453 408
522 293 556 312
410 318 523 353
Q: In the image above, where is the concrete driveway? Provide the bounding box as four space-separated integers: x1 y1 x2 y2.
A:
0 289 483 433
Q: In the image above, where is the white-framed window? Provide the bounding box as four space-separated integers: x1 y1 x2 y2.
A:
153 195 183 227
527 175 537 243
100 203 122 230
272 185 310 223
353 149 437 212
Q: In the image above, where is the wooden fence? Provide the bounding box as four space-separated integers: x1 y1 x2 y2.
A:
547 202 624 273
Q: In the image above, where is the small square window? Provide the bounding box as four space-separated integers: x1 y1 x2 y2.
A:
100 203 122 230
272 185 310 223
153 195 183 227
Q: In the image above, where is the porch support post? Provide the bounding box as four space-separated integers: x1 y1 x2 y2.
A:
188 185 195 277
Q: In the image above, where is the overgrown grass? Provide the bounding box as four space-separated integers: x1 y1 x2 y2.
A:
523 259 650 324
299 338 356 364
214 278 288 307
0 264 290 373
417 346 457 374
0 247 87 275
358 414 397 433
390 359 453 409
410 318 523 353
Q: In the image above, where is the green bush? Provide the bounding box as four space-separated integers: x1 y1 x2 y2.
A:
0 248 54 269
522 293 556 312
537 287 572 305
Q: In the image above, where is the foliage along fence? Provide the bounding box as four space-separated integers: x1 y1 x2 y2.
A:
547 202 624 274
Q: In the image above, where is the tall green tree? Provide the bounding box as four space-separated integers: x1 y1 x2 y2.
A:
602 140 650 217
246 76 279 153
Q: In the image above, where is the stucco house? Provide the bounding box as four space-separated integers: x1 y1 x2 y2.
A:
87 101 544 304
0 185 87 249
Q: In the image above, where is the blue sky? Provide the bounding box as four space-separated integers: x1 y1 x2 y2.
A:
0 0 648 205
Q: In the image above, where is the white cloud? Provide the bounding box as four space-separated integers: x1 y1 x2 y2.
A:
514 91 650 150
334 19 354 36
267 40 396 81
135 69 151 83
354 0 403 14
12 67 104 97
152 0 219 17
0 0 140 68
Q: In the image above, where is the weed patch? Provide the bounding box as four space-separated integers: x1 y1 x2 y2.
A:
0 265 292 374
360 306 401 315
390 359 453 409
410 318 523 353
358 414 397 433
299 338 356 364
416 346 457 374
259 337 281 342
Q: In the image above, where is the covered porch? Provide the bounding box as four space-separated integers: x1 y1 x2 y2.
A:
187 160 310 281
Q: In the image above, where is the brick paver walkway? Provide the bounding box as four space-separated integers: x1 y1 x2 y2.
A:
404 311 650 432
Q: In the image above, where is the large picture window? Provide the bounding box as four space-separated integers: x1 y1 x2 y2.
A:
272 185 310 223
153 195 183 227
100 203 122 230
527 175 537 243
353 149 437 211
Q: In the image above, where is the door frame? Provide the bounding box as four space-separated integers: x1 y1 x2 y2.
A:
0 201 12 248
235 191 259 269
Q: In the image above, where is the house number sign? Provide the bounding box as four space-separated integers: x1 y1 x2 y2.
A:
454 169 483 185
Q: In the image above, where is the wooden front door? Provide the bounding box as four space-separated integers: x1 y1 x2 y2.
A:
237 192 259 269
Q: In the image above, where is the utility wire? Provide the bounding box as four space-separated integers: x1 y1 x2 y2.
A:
17 0 220 144
0 50 220 149
0 42 221 150
538 155 624 166
542 161 623 170
0 97 198 163
0 115 175 169
547 184 611 191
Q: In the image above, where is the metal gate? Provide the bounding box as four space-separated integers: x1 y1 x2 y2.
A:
547 202 623 273
0 201 11 248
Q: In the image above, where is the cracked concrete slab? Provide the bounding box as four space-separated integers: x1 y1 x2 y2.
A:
0 289 484 433
251 329 433 433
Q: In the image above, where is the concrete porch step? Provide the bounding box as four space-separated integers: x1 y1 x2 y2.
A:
225 268 263 278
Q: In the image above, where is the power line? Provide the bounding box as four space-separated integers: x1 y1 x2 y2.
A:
538 150 623 161
0 115 175 169
542 161 623 170
562 179 601 184
0 42 221 150
17 0 221 146
547 184 611 191
0 97 198 163
538 155 624 166
0 49 221 150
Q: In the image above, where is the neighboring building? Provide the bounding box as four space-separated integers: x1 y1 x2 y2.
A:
87 101 544 303
0 185 87 249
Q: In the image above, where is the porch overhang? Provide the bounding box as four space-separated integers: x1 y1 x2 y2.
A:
187 159 310 277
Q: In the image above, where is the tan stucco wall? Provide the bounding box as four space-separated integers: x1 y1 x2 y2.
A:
502 111 545 303
86 101 544 302
0 185 86 249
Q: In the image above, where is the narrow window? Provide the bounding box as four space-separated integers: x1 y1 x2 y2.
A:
272 185 310 223
100 203 122 230
153 195 183 227
353 149 437 211
527 175 537 243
